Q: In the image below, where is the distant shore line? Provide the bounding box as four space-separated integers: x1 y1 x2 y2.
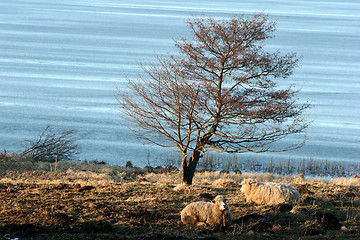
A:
1 151 359 179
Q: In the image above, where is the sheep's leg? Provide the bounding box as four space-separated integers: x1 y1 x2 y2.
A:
195 222 207 227
182 215 198 225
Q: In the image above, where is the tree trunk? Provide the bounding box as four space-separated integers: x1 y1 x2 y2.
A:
181 150 202 185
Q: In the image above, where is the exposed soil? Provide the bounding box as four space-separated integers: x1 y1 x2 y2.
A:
1 171 360 239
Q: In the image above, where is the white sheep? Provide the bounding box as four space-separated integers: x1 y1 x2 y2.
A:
181 195 233 229
241 178 300 205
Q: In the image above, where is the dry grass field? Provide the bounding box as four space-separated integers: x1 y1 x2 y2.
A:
0 164 360 240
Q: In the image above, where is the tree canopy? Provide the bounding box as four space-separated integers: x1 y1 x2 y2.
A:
118 13 310 184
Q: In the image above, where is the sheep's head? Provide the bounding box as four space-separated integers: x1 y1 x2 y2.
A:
213 195 229 211
241 178 258 185
240 178 258 194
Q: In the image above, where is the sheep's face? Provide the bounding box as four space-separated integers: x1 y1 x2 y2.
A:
240 179 258 194
214 196 228 211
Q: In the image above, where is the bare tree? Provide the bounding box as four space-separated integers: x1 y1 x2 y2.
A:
20 126 79 162
117 14 310 185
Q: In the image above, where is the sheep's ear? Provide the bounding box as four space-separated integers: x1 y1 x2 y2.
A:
249 179 256 185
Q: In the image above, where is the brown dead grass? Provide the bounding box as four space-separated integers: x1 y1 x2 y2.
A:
0 170 360 239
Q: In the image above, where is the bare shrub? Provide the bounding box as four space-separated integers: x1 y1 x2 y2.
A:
19 126 79 162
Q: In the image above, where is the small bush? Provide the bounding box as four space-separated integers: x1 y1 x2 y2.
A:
19 126 79 162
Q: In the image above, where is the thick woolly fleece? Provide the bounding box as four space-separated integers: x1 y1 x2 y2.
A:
241 178 300 205
181 195 233 228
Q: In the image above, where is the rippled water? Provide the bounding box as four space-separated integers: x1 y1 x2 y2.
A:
1 0 359 166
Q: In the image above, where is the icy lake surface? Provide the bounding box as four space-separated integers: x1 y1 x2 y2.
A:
0 0 359 166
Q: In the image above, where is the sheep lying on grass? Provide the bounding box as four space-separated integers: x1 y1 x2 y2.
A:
241 178 300 205
181 195 233 229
